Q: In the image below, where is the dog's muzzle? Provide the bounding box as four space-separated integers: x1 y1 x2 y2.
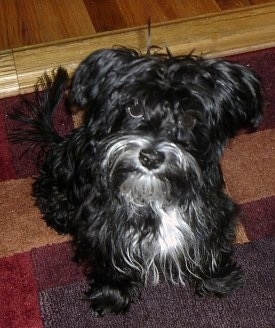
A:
101 134 202 204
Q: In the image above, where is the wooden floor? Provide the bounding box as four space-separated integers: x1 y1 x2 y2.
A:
1 1 275 99
0 0 275 51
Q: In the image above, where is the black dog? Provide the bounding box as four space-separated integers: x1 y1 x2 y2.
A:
12 47 263 316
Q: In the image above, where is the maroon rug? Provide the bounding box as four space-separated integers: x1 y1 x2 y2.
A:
0 48 274 328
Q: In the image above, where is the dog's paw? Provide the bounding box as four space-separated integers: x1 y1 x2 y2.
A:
195 267 244 297
87 285 133 316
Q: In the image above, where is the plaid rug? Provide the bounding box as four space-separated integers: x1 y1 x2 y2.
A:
0 48 274 328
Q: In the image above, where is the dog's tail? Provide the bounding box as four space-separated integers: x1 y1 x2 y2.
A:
10 67 69 150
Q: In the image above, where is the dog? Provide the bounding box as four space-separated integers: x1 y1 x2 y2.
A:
11 47 263 316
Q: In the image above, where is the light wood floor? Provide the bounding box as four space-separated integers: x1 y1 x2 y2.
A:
1 1 275 99
0 0 274 51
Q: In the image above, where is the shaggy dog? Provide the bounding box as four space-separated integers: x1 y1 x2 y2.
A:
11 47 263 315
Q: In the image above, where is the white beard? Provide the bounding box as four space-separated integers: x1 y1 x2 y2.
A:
120 173 170 206
102 134 204 284
115 197 203 285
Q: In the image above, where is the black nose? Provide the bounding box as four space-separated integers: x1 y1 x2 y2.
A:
139 148 165 169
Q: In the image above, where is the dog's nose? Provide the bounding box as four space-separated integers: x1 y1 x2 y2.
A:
139 148 165 169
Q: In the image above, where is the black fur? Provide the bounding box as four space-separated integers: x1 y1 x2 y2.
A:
11 47 263 316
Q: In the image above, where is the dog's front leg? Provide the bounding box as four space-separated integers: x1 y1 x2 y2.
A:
193 249 243 297
86 265 143 316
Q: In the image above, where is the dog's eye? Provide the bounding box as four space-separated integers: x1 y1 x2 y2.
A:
126 100 144 118
182 112 196 129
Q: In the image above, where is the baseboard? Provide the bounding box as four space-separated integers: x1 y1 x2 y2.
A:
1 3 275 98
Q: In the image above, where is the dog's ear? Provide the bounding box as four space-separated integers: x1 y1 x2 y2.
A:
70 48 140 108
201 59 263 142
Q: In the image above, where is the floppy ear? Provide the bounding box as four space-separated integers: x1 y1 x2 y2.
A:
70 48 140 108
202 59 263 140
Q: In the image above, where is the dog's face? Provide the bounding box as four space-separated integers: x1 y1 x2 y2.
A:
70 48 262 204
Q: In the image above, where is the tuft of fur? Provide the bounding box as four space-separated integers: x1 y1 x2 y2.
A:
11 47 263 316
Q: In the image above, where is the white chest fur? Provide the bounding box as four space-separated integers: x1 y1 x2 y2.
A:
122 199 198 284
144 203 195 284
157 207 184 253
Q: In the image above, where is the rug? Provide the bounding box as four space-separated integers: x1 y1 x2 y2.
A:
0 48 274 328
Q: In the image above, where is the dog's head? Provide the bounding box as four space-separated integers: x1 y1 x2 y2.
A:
70 48 263 204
